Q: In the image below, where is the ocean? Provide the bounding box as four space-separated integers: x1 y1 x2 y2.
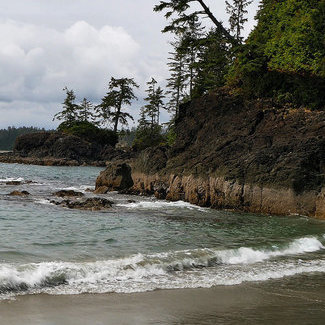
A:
1 162 325 302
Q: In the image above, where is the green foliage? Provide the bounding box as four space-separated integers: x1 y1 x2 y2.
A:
226 0 253 41
154 0 236 43
96 77 139 132
133 124 166 151
53 87 79 123
0 126 46 150
230 0 325 109
142 78 165 126
194 28 231 96
166 125 177 147
59 121 118 147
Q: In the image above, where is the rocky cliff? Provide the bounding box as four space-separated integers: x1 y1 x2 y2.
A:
97 90 325 218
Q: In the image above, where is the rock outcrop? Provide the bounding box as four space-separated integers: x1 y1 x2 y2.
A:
9 191 30 196
0 131 134 166
95 163 134 194
50 198 113 211
53 190 84 198
96 90 325 219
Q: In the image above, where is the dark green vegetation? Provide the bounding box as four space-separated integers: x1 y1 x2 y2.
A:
229 0 325 109
157 0 325 110
0 126 46 150
58 121 118 148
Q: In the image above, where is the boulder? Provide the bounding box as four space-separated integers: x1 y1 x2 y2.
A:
95 163 134 192
9 190 30 196
54 190 84 197
51 197 113 211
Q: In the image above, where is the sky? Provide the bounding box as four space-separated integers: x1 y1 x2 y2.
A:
0 0 260 129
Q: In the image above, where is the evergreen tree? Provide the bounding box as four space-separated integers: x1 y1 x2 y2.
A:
225 0 253 41
194 28 231 95
78 98 95 123
154 0 236 43
143 78 166 127
96 77 139 132
166 44 187 119
179 16 204 99
53 87 79 124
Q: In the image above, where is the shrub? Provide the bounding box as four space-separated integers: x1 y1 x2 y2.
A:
58 121 118 147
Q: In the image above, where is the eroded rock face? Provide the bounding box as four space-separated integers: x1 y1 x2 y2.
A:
123 90 325 219
95 163 134 193
54 190 84 198
50 198 113 210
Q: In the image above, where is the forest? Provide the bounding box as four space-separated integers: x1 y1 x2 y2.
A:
0 127 46 150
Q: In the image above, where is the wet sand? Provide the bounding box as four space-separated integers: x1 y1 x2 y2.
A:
1 276 325 325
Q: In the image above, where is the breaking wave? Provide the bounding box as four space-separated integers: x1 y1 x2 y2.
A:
1 236 324 298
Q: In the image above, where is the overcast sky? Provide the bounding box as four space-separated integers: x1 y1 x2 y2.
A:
0 0 260 129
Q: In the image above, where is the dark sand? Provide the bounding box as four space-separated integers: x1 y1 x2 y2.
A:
1 276 325 325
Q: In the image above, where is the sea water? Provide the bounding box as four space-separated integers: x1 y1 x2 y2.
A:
1 162 325 300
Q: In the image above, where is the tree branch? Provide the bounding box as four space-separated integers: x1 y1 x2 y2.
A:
196 0 238 44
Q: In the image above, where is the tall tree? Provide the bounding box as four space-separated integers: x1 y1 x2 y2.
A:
225 0 253 41
194 28 231 95
154 0 236 43
53 87 79 124
166 43 187 118
143 78 165 127
97 77 139 132
179 16 204 99
78 98 95 122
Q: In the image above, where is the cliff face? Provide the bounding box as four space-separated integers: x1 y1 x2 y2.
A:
127 91 325 218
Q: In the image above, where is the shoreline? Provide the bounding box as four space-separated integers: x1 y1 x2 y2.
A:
1 278 325 325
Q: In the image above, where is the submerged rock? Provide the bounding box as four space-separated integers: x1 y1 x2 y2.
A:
95 163 134 193
50 197 113 211
54 190 84 197
5 180 34 185
9 190 30 196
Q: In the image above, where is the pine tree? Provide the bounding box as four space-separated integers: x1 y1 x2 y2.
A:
194 28 231 95
225 0 253 41
96 77 139 132
143 78 165 127
53 87 79 124
179 16 204 99
78 98 95 122
154 0 236 43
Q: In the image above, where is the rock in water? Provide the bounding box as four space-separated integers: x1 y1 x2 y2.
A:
54 190 84 197
9 191 30 196
50 198 113 211
95 163 133 193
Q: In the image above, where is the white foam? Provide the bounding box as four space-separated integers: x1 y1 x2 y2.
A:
0 177 24 183
59 185 95 193
34 198 52 205
217 237 324 264
0 236 324 298
117 200 208 212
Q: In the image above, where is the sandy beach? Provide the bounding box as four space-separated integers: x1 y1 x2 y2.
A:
1 276 325 325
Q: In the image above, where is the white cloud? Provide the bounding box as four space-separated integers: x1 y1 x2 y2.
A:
0 19 169 128
0 0 260 129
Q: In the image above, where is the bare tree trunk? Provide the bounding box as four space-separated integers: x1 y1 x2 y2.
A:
197 0 238 44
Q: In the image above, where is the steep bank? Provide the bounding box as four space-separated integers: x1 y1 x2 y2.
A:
97 91 325 218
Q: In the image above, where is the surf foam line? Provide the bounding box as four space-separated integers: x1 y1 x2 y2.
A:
0 177 24 183
116 200 208 212
0 236 324 297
